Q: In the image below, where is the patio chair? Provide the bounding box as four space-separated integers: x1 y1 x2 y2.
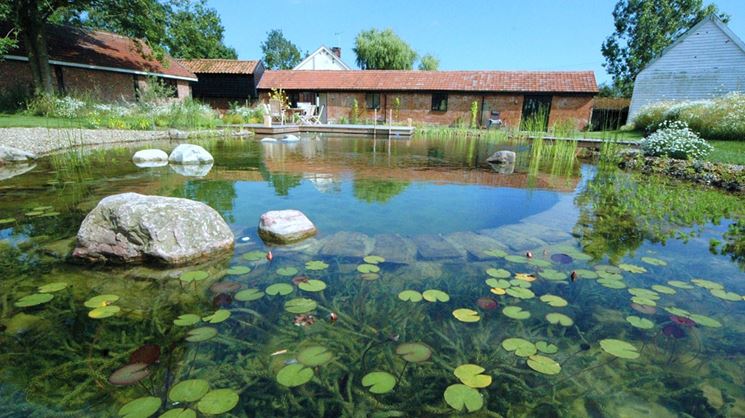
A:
487 111 503 129
309 105 324 125
268 99 285 125
298 104 317 125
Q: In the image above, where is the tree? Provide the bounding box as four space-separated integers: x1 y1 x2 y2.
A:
261 29 301 70
418 54 439 71
164 0 236 59
601 0 728 97
353 28 417 70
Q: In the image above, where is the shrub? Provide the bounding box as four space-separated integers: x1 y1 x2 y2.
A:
226 103 265 124
640 120 712 160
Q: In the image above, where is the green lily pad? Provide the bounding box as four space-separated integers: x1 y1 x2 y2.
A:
168 379 210 403
545 312 573 327
502 306 530 320
109 363 150 386
535 341 558 354
509 279 532 288
186 327 218 343
505 255 529 264
118 396 161 418
422 289 450 302
631 296 657 307
540 294 568 307
665 307 692 318
691 279 723 290
266 283 294 296
297 345 333 367
527 355 561 375
196 389 239 415
443 384 483 412
710 289 742 301
277 267 299 276
235 288 264 302
89 305 121 319
626 315 654 329
84 294 119 308
15 293 54 308
619 264 647 274
276 363 313 387
242 251 266 261
159 408 196 418
598 278 626 289
539 269 567 281
173 314 201 326
485 278 511 288
528 258 552 268
305 260 329 270
641 256 667 266
486 268 510 278
363 255 385 264
689 314 722 328
398 290 423 302
38 282 68 293
395 342 432 363
651 285 676 295
628 288 659 299
599 339 640 359
502 338 537 357
453 364 491 388
284 298 317 313
298 279 327 292
595 264 623 274
483 248 507 258
597 271 624 281
452 308 480 323
573 269 598 279
505 287 535 299
202 310 231 324
667 280 694 289
180 270 208 283
357 264 380 273
225 265 251 275
361 371 396 394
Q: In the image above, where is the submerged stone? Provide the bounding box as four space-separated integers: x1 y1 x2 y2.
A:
371 234 417 264
444 231 507 261
319 231 373 257
413 234 465 260
478 226 547 252
486 150 516 164
258 209 317 245
0 163 36 181
0 146 36 164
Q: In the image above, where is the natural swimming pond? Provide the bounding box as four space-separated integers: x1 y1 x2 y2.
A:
1 135 744 417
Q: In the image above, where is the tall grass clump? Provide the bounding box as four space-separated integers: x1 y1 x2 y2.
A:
223 102 265 124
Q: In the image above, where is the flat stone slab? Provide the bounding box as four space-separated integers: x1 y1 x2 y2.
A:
478 226 547 252
0 163 35 181
258 209 317 245
0 146 36 164
444 231 508 261
319 231 373 258
371 234 418 264
413 234 466 260
498 223 572 244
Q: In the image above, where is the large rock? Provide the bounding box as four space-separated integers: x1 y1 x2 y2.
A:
133 149 168 168
258 209 316 244
168 144 214 165
0 163 36 181
170 163 212 177
372 234 417 264
0 146 36 164
486 150 516 165
73 193 234 265
413 234 466 260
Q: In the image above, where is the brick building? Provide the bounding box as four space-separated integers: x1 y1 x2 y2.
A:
0 24 196 102
257 70 597 128
179 59 264 111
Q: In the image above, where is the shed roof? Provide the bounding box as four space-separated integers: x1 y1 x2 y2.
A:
179 59 260 74
258 70 598 93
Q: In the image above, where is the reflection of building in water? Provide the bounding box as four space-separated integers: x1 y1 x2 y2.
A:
306 173 341 193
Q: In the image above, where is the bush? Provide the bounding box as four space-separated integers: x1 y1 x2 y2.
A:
226 103 265 124
640 120 712 160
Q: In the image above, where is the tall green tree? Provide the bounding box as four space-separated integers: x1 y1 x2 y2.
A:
353 28 417 70
601 0 727 97
418 53 439 71
164 0 236 59
260 29 301 70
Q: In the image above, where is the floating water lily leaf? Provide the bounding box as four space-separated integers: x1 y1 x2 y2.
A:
15 293 54 308
550 253 573 264
545 312 573 327
422 289 450 302
443 384 483 412
631 296 657 307
528 258 552 268
186 327 218 342
691 279 723 290
452 308 480 323
395 342 432 363
535 341 558 354
305 260 329 270
483 248 507 258
651 285 676 295
505 287 535 299
501 338 537 357
641 257 667 266
118 396 161 418
225 265 251 275
203 310 231 324
619 264 647 274
664 307 692 318
626 315 654 329
527 355 561 375
514 273 537 282
595 264 622 273
89 305 121 319
490 287 507 295
540 269 567 281
361 371 396 394
485 278 511 288
298 279 327 292
628 288 660 300
509 279 532 288
235 288 264 302
38 282 68 293
505 255 529 264
129 344 160 365
110 363 150 386
174 314 201 327
710 289 742 301
476 297 498 310
631 303 657 315
357 264 380 274
486 268 510 278
266 283 293 296
276 363 313 387
540 294 568 307
502 306 530 320
197 389 239 415
667 280 694 289
599 339 640 359
242 251 266 261
277 267 299 276
453 364 491 388
597 271 624 281
598 278 626 289
688 314 722 328
284 298 317 314
159 408 196 418
169 379 210 403
84 294 119 308
297 345 333 367
180 270 208 283
360 273 379 281
573 269 599 279
398 290 423 302
363 255 385 264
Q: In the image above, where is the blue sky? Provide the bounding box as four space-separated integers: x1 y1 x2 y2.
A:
210 0 745 84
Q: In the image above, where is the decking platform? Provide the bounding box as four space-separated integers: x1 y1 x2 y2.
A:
230 123 415 138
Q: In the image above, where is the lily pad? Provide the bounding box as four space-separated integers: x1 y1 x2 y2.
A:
84 294 119 308
483 248 507 258
505 255 529 264
443 384 483 412
619 264 647 274
242 251 266 261
422 289 450 302
528 258 552 267
665 306 692 318
360 273 379 281
225 265 251 275
597 271 624 281
89 305 121 319
129 344 161 365
490 287 507 295
357 264 380 273
361 371 396 394
514 273 537 282
485 278 511 288
169 379 210 403
626 315 654 329
38 282 68 293
453 364 492 388
651 285 676 295
284 298 317 313
545 312 573 327
598 278 626 289
710 289 741 301
691 278 723 290
186 327 218 342
398 290 423 302
173 314 201 327
631 296 657 307
298 279 327 292
550 253 573 264
502 306 530 320
509 279 532 288
297 345 333 367
599 339 640 359
667 280 694 289
641 256 667 266
15 293 54 308
196 389 239 415
395 342 432 363
305 260 329 270
277 267 299 276
452 308 480 323
535 341 558 354
540 294 568 307
363 255 385 264
110 363 150 386
688 313 722 328
118 396 161 418
202 310 231 324
234 288 264 302
628 288 659 299
486 268 510 278
159 408 196 418
505 287 535 299
276 363 313 387
476 297 498 310
539 269 567 281
573 269 599 279
502 338 537 357
266 283 294 296
179 270 208 283
527 355 561 375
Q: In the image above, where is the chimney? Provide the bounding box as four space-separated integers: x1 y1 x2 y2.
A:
331 47 341 58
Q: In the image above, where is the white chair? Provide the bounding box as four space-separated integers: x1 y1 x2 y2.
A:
309 105 324 125
268 99 285 125
299 104 317 125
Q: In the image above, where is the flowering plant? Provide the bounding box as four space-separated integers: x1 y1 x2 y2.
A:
640 120 712 160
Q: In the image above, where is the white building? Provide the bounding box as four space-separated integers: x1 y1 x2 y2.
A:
293 46 352 71
628 15 745 122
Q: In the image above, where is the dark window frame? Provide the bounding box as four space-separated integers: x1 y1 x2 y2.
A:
431 93 448 111
366 93 381 110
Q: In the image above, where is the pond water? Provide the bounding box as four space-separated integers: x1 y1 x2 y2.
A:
1 135 744 417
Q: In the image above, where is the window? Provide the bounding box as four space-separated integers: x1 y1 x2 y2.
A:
431 93 448 111
366 93 381 110
163 78 179 98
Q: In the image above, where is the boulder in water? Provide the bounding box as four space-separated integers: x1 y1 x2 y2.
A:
258 209 316 244
168 144 214 165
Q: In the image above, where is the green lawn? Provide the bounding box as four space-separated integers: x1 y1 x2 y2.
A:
0 113 90 128
707 141 745 165
584 130 644 141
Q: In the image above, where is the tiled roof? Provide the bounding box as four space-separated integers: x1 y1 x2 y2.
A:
258 70 598 93
179 59 260 74
2 23 196 80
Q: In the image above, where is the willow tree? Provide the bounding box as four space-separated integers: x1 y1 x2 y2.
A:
353 28 417 70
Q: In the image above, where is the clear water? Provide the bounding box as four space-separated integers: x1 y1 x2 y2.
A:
0 135 744 417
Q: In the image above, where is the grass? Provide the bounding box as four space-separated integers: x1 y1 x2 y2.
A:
0 114 91 128
707 141 745 165
584 130 643 141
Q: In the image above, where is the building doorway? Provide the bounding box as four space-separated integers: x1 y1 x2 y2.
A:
521 95 552 131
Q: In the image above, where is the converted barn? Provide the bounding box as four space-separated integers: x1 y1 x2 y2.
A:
179 59 264 110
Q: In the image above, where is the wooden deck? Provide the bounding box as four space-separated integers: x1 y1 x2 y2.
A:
228 123 415 138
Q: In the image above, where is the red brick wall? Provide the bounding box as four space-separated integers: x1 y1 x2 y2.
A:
548 95 593 130
0 60 37 94
62 67 135 101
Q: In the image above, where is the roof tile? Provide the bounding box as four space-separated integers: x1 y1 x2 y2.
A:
179 59 259 74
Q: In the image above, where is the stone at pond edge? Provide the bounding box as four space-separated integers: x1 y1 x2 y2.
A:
132 149 168 166
0 146 36 164
168 144 213 165
73 193 234 265
486 150 516 165
258 210 317 245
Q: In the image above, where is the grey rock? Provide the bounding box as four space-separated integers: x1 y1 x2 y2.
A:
168 144 214 165
170 163 213 177
261 137 278 143
73 192 234 265
486 150 516 164
478 226 547 252
258 209 317 244
0 162 36 181
0 146 36 164
488 161 515 174
133 149 168 163
413 234 466 260
444 231 508 261
168 129 189 139
372 234 417 264
319 231 373 258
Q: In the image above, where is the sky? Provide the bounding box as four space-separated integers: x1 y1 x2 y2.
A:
209 0 745 84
